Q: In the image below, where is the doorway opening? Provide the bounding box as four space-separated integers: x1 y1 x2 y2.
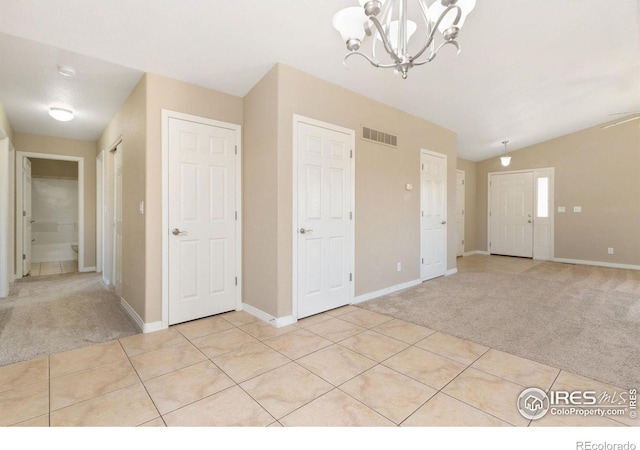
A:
16 152 85 278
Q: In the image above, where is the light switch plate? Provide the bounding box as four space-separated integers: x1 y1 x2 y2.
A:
405 183 413 191
573 206 582 213
558 206 566 213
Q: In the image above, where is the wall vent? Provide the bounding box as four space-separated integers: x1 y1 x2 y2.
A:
362 126 398 147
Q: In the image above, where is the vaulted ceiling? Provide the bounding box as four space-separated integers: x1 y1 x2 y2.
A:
1 0 638 160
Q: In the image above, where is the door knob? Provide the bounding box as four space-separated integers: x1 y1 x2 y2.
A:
528 220 533 224
299 227 314 234
172 228 188 236
441 221 447 225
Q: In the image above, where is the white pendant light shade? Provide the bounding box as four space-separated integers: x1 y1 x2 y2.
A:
332 7 368 44
376 20 418 49
49 107 74 122
500 156 511 167
429 0 476 33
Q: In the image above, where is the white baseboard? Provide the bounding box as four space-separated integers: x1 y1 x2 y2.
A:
142 321 163 333
80 266 96 273
475 250 490 255
353 278 422 304
242 303 297 328
119 298 143 332
463 251 479 256
446 268 458 276
553 258 640 271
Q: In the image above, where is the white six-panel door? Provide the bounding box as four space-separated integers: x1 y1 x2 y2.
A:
296 119 354 319
168 117 238 325
489 172 534 257
420 151 447 281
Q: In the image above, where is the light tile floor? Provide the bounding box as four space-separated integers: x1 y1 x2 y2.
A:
0 305 635 427
29 260 77 276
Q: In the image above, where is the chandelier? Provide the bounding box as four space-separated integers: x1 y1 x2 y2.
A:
332 0 476 79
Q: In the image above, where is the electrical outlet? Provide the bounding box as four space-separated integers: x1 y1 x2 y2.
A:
397 262 401 272
608 248 614 255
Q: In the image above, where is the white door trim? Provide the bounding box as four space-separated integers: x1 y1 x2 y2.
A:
487 167 555 260
15 151 85 276
420 149 448 281
0 137 10 297
96 151 103 274
161 109 242 330
292 114 355 320
456 169 465 257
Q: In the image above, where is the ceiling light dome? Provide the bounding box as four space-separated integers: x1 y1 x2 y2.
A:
49 107 74 122
57 65 77 77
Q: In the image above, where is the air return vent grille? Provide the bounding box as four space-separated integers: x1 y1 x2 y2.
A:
362 126 398 147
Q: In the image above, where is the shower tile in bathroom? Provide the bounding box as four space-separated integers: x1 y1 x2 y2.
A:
30 263 41 276
39 262 62 276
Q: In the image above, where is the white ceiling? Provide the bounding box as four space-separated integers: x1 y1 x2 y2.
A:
0 0 638 160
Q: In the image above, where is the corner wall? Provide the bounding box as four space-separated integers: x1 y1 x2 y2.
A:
242 66 280 317
98 74 148 322
476 118 640 266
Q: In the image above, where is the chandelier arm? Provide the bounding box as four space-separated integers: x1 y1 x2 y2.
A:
417 0 432 34
368 16 402 63
413 40 460 66
411 5 459 63
343 50 399 69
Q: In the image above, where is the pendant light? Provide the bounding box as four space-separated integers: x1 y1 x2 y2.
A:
500 140 511 167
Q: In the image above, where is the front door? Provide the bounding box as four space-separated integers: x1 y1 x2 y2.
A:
168 117 239 325
489 172 534 257
296 119 354 319
420 151 447 280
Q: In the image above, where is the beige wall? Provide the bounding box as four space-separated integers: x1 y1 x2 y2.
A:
15 133 97 268
476 118 640 265
456 158 477 253
257 64 456 317
30 158 78 179
98 75 147 321
242 66 280 316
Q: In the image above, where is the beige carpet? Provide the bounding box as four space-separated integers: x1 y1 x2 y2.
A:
358 258 640 390
0 272 140 366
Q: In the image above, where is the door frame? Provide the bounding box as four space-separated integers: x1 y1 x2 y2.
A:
0 136 12 297
96 151 103 274
456 169 465 257
420 149 448 281
15 151 85 277
487 167 555 260
292 114 356 320
161 109 242 330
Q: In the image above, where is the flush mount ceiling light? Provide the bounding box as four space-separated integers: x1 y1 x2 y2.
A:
332 0 476 79
57 65 77 77
500 140 511 167
49 107 74 122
